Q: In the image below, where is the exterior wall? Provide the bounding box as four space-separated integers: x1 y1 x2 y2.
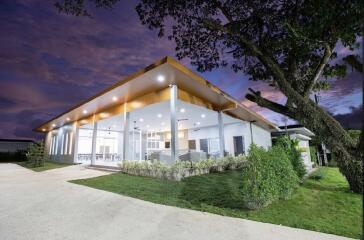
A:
187 120 272 156
251 124 272 149
45 122 77 164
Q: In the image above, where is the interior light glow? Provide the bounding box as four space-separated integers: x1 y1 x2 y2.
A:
82 110 88 114
201 114 206 118
146 125 150 128
157 113 162 118
157 75 165 82
161 122 165 126
112 96 118 102
42 128 46 132
196 122 201 125
180 108 185 113
66 117 71 121
139 118 144 122
99 112 109 118
52 124 56 127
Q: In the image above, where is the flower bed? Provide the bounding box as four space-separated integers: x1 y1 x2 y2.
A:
118 155 246 181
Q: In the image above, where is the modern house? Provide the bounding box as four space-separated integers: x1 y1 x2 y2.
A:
35 57 278 167
272 125 315 171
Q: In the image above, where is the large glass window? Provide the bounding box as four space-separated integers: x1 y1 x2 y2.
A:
95 113 123 166
76 124 93 164
128 100 172 164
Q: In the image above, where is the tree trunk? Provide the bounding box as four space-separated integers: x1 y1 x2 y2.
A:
247 89 363 193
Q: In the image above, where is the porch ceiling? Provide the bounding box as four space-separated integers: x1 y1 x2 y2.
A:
35 57 276 132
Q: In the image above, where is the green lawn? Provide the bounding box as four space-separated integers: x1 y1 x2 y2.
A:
71 167 362 239
19 161 72 172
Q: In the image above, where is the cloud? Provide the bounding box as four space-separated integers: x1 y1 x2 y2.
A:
333 105 363 130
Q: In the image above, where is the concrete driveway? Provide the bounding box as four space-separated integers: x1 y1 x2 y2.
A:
0 163 352 240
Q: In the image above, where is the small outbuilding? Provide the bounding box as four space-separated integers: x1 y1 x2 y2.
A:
272 125 315 172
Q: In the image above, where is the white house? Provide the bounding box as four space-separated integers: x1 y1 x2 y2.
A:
35 57 277 167
272 125 315 171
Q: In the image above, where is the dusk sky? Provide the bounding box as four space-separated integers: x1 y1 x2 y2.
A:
0 0 362 140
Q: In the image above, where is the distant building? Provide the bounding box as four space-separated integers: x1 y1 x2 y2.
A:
0 139 34 153
272 125 315 172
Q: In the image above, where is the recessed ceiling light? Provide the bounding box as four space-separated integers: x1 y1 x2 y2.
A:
66 117 70 121
201 114 206 118
157 113 162 118
139 118 144 122
52 124 56 127
196 122 201 125
112 96 118 102
82 110 88 114
146 125 150 128
180 108 185 113
42 128 46 132
157 75 165 82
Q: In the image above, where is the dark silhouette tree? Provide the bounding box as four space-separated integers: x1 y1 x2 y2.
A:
55 0 363 193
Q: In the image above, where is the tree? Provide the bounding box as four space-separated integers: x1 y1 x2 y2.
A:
54 0 363 193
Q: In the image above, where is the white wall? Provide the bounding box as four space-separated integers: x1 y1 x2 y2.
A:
187 120 272 156
45 122 77 164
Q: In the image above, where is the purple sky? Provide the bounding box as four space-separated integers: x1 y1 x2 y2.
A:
0 0 362 140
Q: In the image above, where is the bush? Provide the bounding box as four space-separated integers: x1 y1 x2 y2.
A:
26 141 47 167
309 146 317 163
309 170 325 180
275 136 307 180
241 145 299 210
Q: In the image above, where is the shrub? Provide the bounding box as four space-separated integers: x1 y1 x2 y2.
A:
309 169 325 180
241 145 298 210
309 146 317 163
26 141 47 167
275 136 307 180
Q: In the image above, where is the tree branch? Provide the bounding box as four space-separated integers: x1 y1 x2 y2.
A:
303 43 332 97
245 88 295 119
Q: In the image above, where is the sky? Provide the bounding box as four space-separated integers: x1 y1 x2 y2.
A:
0 0 362 140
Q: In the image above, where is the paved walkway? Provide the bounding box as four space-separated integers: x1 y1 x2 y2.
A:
0 163 353 240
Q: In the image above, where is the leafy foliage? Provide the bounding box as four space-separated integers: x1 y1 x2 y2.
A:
118 155 246 179
26 141 47 167
241 145 298 209
274 136 307 180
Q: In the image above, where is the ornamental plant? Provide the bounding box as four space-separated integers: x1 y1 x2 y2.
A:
241 144 298 210
26 141 47 167
275 136 307 181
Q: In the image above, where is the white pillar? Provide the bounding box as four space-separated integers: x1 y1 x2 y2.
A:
218 111 225 157
91 121 98 165
170 84 178 161
249 121 254 145
123 111 130 161
72 124 79 163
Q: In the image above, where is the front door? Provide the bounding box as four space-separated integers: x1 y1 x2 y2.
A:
233 136 244 156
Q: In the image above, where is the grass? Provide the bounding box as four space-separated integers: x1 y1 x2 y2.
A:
71 167 362 239
18 161 72 172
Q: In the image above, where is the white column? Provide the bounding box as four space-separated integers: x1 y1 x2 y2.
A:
170 84 178 161
218 111 225 157
123 110 130 161
91 121 98 165
72 124 79 163
249 121 254 145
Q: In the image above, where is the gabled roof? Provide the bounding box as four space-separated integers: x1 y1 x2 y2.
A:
35 56 277 132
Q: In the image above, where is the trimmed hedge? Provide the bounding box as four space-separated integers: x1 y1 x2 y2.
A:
241 145 299 210
275 136 307 180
